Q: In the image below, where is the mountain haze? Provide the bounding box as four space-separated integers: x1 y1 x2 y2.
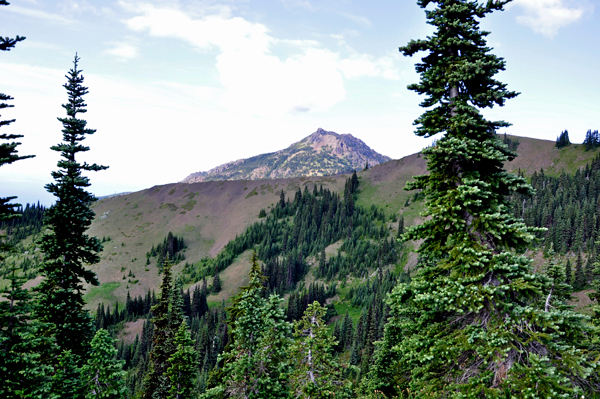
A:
182 128 391 183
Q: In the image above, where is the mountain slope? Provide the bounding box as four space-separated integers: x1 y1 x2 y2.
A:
182 128 390 183
37 135 600 308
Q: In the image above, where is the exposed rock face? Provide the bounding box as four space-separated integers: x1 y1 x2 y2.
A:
182 128 391 183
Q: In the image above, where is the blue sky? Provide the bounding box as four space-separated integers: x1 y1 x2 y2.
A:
1 0 598 205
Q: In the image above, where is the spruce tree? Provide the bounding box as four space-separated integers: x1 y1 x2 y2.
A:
211 271 222 294
142 260 176 399
565 258 572 286
573 252 586 290
81 329 127 399
288 301 355 399
36 54 107 365
167 321 197 399
366 1 598 397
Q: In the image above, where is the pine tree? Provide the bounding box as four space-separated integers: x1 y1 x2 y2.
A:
36 54 107 365
565 258 572 286
142 260 176 399
211 271 222 294
366 1 598 396
574 252 586 290
81 329 127 399
167 321 197 399
288 301 355 399
0 0 33 221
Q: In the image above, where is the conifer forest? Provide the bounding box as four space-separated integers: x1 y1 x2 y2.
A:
2 1 600 398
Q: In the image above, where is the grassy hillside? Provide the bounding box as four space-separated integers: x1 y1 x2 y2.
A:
85 175 347 308
7 135 597 310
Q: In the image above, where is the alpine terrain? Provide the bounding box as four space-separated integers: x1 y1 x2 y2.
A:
182 128 391 183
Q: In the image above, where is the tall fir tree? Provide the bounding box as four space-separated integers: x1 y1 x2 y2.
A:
0 0 33 221
366 1 598 397
142 260 176 399
36 54 107 365
81 329 127 399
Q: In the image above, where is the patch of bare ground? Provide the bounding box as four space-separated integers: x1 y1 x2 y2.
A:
569 290 595 313
205 249 254 304
120 318 145 345
324 240 344 257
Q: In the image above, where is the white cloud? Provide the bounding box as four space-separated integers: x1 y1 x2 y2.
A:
5 5 74 24
511 0 591 37
337 12 372 28
103 42 140 60
119 2 398 116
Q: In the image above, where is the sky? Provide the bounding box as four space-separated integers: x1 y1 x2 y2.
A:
1 0 598 206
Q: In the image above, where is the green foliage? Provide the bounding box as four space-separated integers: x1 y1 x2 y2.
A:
211 271 222 294
52 350 85 399
555 130 571 149
81 329 127 399
583 129 600 151
203 256 291 399
185 177 403 298
142 261 176 398
508 155 600 255
0 265 54 399
167 321 197 399
147 232 185 271
366 1 599 397
289 301 356 399
35 54 107 364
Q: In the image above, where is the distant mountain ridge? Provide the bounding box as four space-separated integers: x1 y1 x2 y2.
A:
181 128 391 183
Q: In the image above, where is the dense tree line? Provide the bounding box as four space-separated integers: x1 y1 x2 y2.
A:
509 154 600 257
0 202 46 244
184 171 403 296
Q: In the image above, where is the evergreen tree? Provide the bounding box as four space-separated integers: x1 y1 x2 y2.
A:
0 0 33 221
565 258 572 286
53 350 85 399
574 252 586 290
542 246 572 312
0 265 53 399
36 54 107 365
211 271 222 294
555 130 570 149
81 329 127 399
367 1 598 397
167 321 197 399
142 260 176 399
288 301 355 399
202 254 291 399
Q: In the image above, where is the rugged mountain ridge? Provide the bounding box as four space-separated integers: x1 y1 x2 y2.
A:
182 128 391 183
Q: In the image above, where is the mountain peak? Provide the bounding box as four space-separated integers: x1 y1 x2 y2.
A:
182 128 390 183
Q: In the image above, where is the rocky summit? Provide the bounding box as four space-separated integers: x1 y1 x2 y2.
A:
181 128 391 183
